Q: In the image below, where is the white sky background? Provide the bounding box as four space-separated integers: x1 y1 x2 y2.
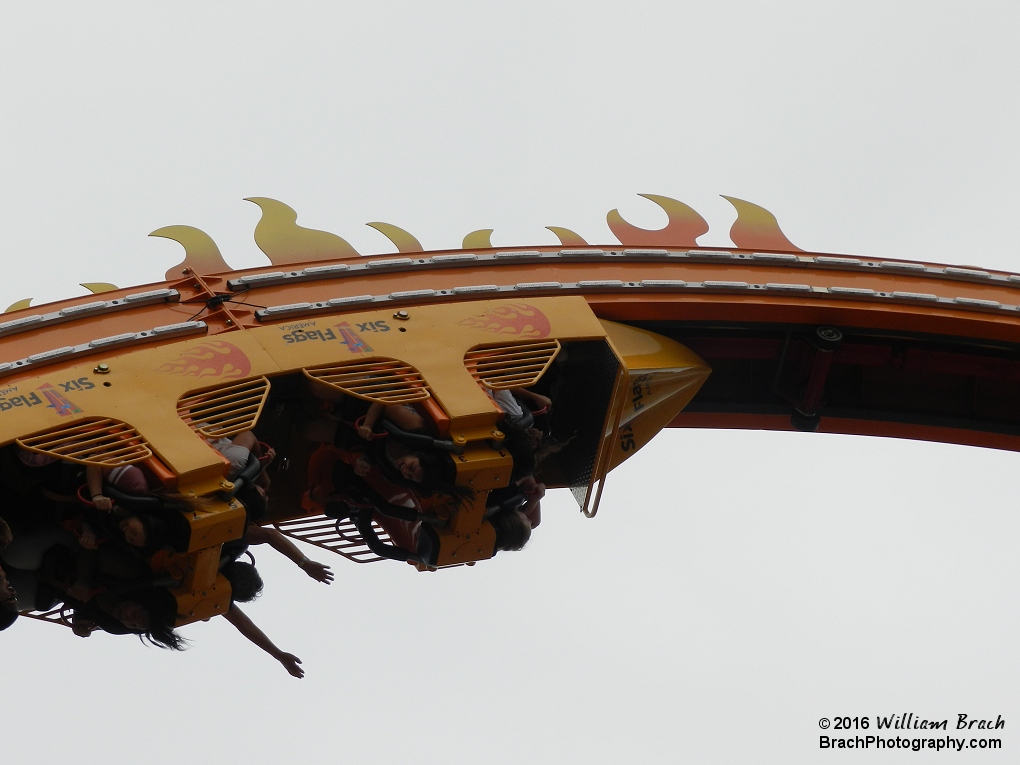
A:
1 2 1018 762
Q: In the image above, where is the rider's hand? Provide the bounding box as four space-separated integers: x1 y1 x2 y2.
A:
278 652 304 678
302 560 334 584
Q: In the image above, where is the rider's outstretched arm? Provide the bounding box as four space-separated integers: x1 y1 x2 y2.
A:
222 605 304 678
245 525 334 584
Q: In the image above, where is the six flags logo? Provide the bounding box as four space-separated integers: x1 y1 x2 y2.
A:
334 322 373 354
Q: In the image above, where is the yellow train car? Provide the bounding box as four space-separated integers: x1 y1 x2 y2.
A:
0 217 710 631
8 192 1020 639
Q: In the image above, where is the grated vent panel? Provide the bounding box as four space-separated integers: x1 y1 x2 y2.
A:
17 418 152 466
303 359 430 404
178 377 270 438
464 340 560 390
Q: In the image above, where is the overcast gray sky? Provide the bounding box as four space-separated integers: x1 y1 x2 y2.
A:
2 2 1018 763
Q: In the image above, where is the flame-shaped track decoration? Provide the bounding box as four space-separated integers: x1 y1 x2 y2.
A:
546 226 589 246
143 192 807 278
81 283 119 294
366 222 423 253
723 195 803 252
607 194 709 247
463 229 494 249
151 225 233 280
5 298 32 313
246 197 360 266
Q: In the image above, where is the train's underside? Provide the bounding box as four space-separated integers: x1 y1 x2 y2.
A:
653 320 1020 451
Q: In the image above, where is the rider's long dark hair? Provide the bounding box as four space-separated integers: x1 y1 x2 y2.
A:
489 507 532 552
222 560 264 603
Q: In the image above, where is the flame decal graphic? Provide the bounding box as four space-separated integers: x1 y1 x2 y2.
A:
458 303 551 339
156 341 252 379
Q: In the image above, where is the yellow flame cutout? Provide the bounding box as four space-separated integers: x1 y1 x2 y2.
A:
546 227 588 246
5 298 32 313
246 197 360 266
607 194 709 247
366 222 423 253
150 225 233 280
81 283 119 294
463 229 494 249
722 196 803 252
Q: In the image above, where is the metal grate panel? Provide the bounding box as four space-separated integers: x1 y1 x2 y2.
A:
19 607 74 630
17 418 152 466
178 377 270 438
464 340 561 390
303 359 430 404
274 514 390 564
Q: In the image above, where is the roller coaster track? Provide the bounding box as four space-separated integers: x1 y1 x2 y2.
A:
5 194 1020 455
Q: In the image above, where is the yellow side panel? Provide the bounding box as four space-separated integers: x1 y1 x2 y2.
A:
0 297 607 485
0 332 280 487
185 499 247 553
600 320 711 469
610 387 698 470
172 573 231 627
250 297 607 438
